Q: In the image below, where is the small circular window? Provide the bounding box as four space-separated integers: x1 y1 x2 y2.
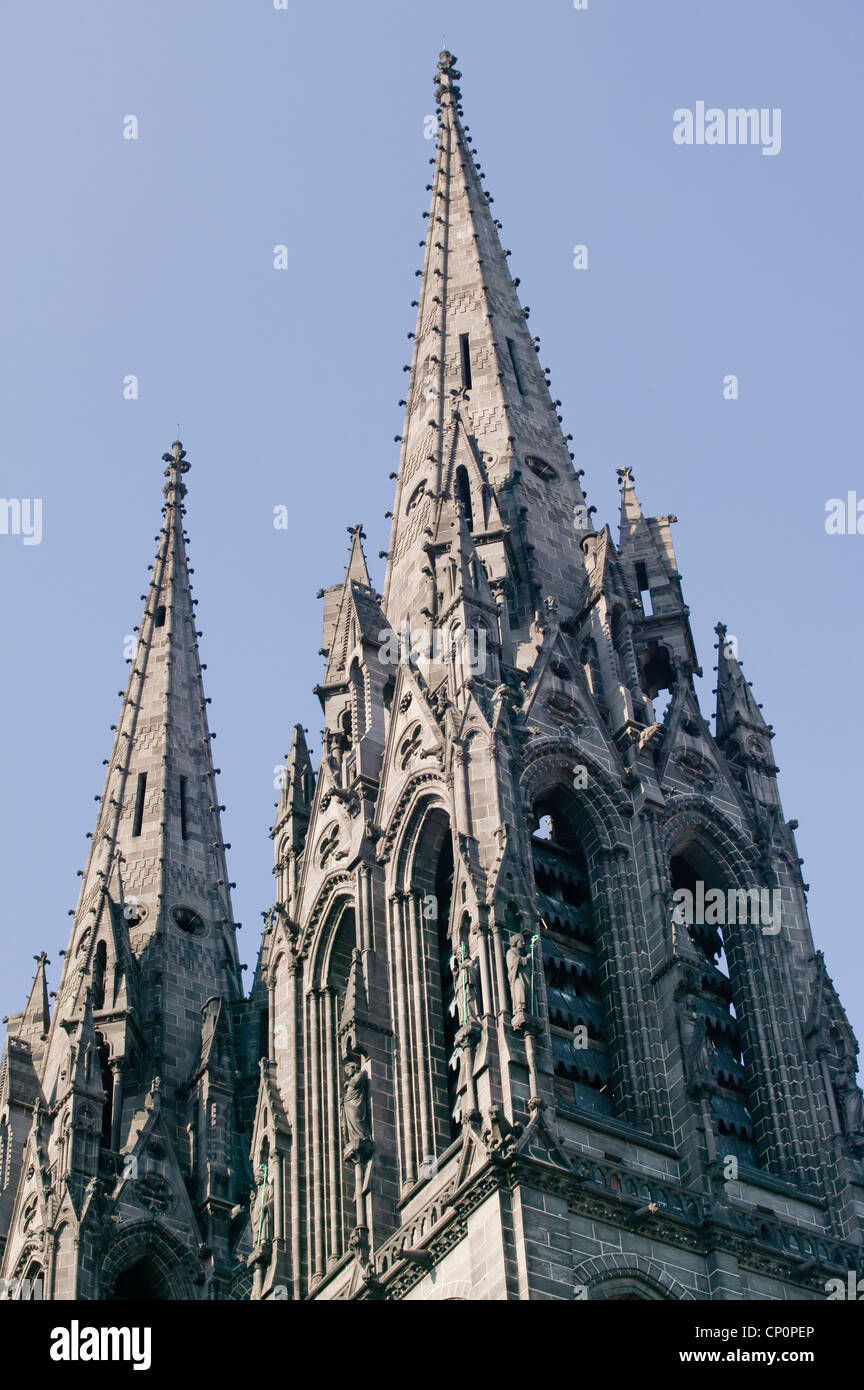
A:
171 905 207 936
524 455 557 481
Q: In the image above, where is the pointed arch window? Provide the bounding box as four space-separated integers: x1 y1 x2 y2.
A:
0 1115 8 1191
531 789 615 1117
96 1032 113 1149
455 466 474 530
110 1257 167 1301
435 833 459 1140
349 661 367 741
670 849 758 1167
448 623 464 693
314 902 357 1265
19 1262 44 1300
92 940 107 1012
396 806 461 1187
337 705 356 784
638 640 676 703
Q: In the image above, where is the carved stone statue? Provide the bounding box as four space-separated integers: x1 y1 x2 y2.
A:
837 1063 864 1145
145 1074 162 1115
251 1161 274 1248
451 942 482 1029
342 1060 372 1154
679 1007 715 1092
507 932 534 1022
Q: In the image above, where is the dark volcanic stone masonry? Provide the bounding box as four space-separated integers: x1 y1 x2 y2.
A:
2 52 862 1302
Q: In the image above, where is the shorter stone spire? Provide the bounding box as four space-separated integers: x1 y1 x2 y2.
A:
278 724 315 826
617 465 644 532
714 621 773 746
344 524 372 589
321 525 383 686
6 953 50 1055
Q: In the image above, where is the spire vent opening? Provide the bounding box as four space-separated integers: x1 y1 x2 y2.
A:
635 562 654 617
459 333 473 390
92 940 107 1011
180 776 188 841
455 466 474 530
506 338 524 395
96 1033 113 1147
154 604 166 628
172 905 207 937
525 455 557 482
132 773 147 838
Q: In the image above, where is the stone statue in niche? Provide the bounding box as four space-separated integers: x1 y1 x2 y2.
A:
506 931 535 1026
342 1059 373 1158
837 1061 864 1150
451 941 482 1029
144 1074 162 1116
679 1005 715 1093
251 1161 274 1248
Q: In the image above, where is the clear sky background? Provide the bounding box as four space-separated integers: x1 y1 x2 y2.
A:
1 1 861 1046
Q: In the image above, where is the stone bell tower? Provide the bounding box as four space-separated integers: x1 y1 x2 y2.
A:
0 442 255 1300
248 50 864 1301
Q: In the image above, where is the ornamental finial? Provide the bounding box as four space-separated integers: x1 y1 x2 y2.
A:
435 49 461 103
162 439 190 476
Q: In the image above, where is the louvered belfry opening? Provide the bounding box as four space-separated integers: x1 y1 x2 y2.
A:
532 791 614 1117
328 904 357 1258
435 833 460 1141
670 852 758 1166
398 804 461 1170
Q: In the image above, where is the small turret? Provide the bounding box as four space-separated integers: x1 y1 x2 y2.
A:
714 620 780 808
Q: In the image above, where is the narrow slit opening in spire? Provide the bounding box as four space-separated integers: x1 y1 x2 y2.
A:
180 776 188 841
635 562 654 617
459 334 472 391
455 466 474 530
506 338 524 395
132 772 147 838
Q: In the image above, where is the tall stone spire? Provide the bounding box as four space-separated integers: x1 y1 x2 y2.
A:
250 50 864 1304
43 440 242 1065
383 50 591 655
0 441 253 1301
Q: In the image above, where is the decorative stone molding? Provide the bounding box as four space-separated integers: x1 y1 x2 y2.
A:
573 1252 695 1301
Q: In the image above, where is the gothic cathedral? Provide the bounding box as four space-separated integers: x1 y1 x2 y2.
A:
2 52 863 1302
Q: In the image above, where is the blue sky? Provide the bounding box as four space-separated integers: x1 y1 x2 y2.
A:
1 0 862 1047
